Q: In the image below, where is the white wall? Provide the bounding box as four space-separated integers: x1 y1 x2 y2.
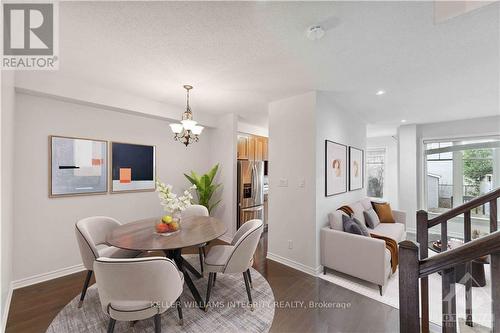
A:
12 92 234 283
268 92 317 271
367 135 399 208
237 121 268 137
210 113 237 242
1 71 15 328
315 92 366 268
398 124 418 230
268 91 367 273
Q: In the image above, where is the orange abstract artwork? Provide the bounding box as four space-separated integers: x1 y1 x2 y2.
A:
119 168 131 183
92 158 103 166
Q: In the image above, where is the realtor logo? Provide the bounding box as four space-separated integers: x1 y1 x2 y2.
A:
2 2 58 69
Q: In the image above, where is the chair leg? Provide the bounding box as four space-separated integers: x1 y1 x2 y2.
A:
247 269 253 288
205 272 215 312
154 313 161 333
176 297 183 326
78 270 93 308
243 271 254 311
107 318 116 333
379 285 383 296
213 273 216 287
198 247 204 277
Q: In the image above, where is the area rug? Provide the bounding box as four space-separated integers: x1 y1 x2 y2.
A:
47 257 275 333
319 256 492 329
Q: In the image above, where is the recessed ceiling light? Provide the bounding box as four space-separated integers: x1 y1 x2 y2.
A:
401 119 407 123
375 90 386 96
306 25 325 40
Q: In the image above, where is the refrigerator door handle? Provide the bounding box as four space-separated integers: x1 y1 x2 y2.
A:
242 205 264 212
251 163 257 200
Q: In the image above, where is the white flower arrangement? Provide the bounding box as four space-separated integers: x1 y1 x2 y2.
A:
155 179 196 215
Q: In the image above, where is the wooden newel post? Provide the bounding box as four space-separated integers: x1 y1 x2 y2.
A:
417 210 430 333
399 240 421 333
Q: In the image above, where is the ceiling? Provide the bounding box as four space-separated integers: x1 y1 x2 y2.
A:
17 1 499 130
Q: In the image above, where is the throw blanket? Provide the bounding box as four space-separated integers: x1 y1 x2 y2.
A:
370 233 399 273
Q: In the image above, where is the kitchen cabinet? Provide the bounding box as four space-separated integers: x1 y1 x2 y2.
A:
237 135 249 159
237 134 268 161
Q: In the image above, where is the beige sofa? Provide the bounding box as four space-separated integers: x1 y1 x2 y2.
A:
320 198 406 295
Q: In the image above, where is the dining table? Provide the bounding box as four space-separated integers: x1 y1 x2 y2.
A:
106 216 227 310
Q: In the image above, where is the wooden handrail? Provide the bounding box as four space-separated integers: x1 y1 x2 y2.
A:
427 188 500 228
418 230 500 277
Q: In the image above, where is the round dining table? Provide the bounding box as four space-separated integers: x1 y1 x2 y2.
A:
106 216 227 310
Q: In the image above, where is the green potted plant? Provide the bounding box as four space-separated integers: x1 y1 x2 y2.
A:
184 164 221 214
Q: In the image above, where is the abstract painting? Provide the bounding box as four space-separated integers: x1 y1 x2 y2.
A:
111 142 156 193
325 140 347 196
50 136 107 197
349 146 364 191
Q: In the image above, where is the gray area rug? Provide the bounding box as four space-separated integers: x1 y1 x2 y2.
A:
47 257 275 333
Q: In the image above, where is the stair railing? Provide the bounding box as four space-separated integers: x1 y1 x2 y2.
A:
399 188 500 333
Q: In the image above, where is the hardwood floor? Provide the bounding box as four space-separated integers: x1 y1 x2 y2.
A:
6 233 399 333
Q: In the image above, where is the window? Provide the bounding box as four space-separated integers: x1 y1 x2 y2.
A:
424 136 500 237
367 148 386 198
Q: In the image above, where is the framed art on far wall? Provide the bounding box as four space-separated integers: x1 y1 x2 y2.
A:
50 135 108 197
111 142 156 193
325 140 348 196
349 146 364 191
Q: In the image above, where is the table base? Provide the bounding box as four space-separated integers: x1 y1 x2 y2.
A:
164 250 205 310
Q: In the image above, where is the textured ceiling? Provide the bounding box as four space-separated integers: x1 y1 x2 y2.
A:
17 1 499 128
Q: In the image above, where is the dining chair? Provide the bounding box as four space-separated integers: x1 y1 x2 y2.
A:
181 204 209 276
75 216 141 308
204 219 263 311
94 257 184 333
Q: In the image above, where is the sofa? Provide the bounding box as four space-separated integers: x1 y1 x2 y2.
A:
320 198 406 295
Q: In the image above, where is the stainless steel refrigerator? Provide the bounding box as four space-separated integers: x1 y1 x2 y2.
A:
237 160 264 229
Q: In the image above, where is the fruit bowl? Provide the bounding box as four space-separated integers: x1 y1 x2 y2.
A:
154 215 181 236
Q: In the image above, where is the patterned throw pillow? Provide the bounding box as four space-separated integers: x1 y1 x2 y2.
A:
364 208 381 229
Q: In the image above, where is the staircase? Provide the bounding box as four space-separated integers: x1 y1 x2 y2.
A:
399 188 500 333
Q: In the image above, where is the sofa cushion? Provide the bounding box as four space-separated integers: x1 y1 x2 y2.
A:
364 208 381 229
348 201 366 225
360 198 372 210
373 202 396 223
371 222 405 242
328 211 347 231
342 215 367 236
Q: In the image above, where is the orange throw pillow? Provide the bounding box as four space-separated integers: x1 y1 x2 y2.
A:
372 202 395 223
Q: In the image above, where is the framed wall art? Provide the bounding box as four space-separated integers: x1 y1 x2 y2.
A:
49 135 108 197
325 140 348 196
110 142 156 193
349 146 364 191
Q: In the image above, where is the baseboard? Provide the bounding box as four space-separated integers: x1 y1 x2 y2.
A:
2 285 13 332
266 252 321 276
12 263 85 290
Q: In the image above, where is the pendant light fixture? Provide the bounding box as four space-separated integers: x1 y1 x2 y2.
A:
169 85 204 147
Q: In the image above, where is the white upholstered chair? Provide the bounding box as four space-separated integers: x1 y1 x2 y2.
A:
75 216 141 308
181 205 209 275
93 257 184 333
204 219 263 311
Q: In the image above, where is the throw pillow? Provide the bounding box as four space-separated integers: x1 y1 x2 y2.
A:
342 215 369 236
364 208 381 229
372 202 396 223
360 198 372 210
348 201 366 225
328 211 345 231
